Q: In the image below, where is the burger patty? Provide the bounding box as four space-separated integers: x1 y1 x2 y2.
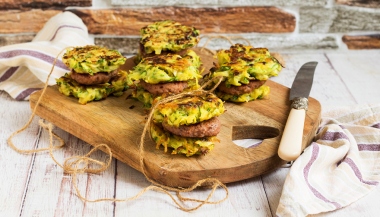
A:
139 80 188 95
162 117 221 138
217 80 266 95
70 70 118 85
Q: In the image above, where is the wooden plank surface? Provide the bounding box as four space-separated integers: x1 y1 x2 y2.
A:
1 50 380 217
0 92 39 217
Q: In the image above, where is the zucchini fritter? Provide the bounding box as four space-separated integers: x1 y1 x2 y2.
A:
153 93 225 127
140 20 200 55
150 93 225 157
128 49 202 84
151 123 219 157
209 44 282 102
56 70 129 104
215 85 270 102
57 45 128 104
128 49 203 107
212 44 282 86
62 45 126 75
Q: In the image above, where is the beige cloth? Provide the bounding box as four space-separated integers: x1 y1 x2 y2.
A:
0 12 92 100
276 103 380 216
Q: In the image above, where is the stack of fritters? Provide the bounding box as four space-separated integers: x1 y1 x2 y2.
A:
151 93 225 157
129 21 227 157
56 45 128 104
129 20 203 108
209 44 283 102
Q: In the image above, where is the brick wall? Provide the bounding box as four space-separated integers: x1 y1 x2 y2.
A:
0 0 379 55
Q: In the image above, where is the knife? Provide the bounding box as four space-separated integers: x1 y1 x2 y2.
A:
278 61 318 162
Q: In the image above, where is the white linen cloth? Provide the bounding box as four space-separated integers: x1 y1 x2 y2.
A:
0 11 93 100
277 103 380 216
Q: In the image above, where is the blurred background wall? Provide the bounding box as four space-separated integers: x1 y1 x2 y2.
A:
1 0 379 55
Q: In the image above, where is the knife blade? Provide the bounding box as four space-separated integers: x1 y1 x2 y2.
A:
278 61 318 161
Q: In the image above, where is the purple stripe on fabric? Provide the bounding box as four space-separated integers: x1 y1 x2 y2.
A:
303 143 342 209
371 123 380 129
342 158 378 185
320 131 349 141
15 88 41 100
50 25 85 41
358 144 380 151
0 50 68 70
0 66 19 82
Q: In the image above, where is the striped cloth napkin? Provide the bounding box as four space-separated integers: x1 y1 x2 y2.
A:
276 103 380 216
0 11 93 100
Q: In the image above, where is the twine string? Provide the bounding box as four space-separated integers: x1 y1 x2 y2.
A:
6 47 71 154
6 46 229 212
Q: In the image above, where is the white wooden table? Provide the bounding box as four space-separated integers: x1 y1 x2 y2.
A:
1 50 380 217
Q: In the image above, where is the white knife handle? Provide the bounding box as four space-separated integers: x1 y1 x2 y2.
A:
278 97 308 161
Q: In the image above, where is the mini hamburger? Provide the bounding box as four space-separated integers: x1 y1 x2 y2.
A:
56 45 128 104
209 44 283 102
127 49 203 108
150 93 225 157
137 20 200 61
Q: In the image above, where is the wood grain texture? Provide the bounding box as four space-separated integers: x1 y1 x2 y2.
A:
68 6 296 35
325 51 380 105
0 92 40 216
29 49 321 187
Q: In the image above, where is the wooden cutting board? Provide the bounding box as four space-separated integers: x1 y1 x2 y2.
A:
30 48 321 187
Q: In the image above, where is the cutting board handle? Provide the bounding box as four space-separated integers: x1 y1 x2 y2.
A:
278 108 305 161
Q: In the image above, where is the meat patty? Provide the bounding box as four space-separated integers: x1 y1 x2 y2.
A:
162 117 221 138
217 80 266 95
140 80 188 95
70 70 118 85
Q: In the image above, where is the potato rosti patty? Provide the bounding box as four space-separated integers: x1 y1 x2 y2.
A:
162 117 221 138
140 20 200 55
151 123 219 157
217 80 266 95
62 45 126 75
153 93 225 127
